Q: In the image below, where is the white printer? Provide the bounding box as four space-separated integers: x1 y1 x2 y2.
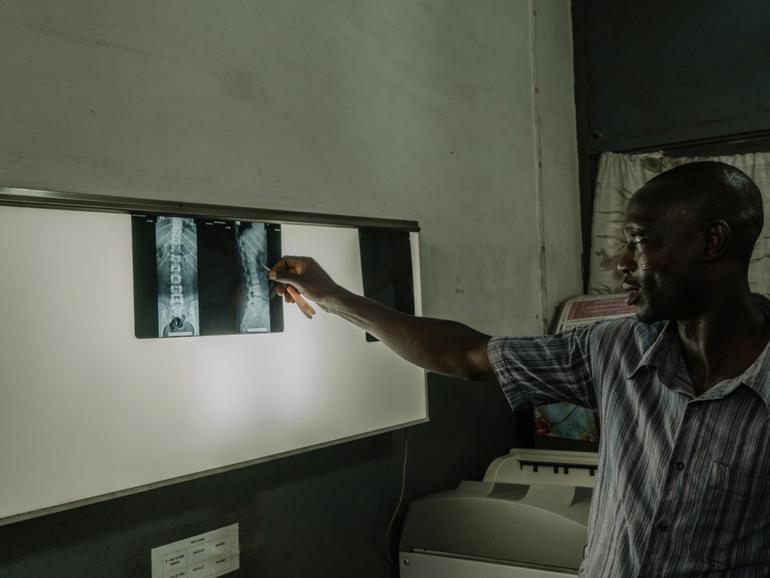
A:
399 448 598 577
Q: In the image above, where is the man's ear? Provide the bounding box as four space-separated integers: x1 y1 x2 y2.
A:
704 220 731 261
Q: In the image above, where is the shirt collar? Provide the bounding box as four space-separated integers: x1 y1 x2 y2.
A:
628 321 680 386
736 335 770 408
628 294 770 408
740 294 770 408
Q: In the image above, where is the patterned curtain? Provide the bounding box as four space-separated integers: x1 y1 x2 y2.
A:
589 151 770 296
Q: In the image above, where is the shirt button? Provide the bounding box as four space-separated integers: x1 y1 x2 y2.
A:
657 520 669 532
675 461 684 471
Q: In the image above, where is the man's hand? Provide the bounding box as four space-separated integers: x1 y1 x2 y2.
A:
268 256 343 313
267 255 494 381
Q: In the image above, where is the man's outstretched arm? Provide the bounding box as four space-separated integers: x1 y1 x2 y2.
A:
268 256 495 382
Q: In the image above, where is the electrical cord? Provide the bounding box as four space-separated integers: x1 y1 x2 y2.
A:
384 428 409 567
374 428 409 570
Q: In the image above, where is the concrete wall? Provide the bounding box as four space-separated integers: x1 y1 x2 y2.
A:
0 0 580 335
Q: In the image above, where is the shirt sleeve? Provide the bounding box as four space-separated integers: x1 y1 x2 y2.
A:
487 323 597 410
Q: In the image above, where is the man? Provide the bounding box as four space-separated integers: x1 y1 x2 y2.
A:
269 161 770 577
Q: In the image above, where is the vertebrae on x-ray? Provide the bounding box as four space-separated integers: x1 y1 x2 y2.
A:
237 224 269 331
168 219 186 319
156 216 198 337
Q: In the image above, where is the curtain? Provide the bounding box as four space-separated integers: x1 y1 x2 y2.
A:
589 151 770 296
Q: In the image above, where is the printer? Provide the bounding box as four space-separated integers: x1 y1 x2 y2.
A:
399 448 598 577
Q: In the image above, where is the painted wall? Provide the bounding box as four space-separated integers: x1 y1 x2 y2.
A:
0 0 580 335
0 1 578 576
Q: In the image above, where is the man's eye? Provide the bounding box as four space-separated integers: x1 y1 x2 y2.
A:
625 236 645 251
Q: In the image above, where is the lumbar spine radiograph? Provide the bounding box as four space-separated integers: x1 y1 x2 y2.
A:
236 224 269 332
157 217 199 336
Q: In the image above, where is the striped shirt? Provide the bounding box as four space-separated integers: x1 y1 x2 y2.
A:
488 304 770 577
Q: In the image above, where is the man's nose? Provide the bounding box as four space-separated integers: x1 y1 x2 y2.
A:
616 244 637 273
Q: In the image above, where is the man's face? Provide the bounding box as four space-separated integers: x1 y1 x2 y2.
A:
618 183 706 323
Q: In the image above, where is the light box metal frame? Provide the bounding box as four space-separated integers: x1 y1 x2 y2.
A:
0 187 420 232
0 186 425 526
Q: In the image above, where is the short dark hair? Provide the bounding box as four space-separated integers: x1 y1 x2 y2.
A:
649 161 764 264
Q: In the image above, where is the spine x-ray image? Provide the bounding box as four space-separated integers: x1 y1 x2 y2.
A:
236 222 270 333
156 217 200 337
131 214 282 339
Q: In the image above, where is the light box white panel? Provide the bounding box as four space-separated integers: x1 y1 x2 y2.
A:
0 205 426 523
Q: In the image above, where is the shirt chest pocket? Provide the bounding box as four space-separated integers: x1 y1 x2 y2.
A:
691 461 770 569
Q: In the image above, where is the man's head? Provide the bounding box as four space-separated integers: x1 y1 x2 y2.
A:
617 161 764 323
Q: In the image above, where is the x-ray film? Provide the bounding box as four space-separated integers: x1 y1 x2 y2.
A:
236 222 270 333
131 215 282 338
156 217 200 337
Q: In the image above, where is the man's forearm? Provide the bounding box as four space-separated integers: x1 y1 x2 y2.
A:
324 287 493 380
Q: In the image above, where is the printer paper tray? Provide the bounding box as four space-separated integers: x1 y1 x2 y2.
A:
399 551 577 578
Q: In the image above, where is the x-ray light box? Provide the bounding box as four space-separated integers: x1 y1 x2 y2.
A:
0 189 426 525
